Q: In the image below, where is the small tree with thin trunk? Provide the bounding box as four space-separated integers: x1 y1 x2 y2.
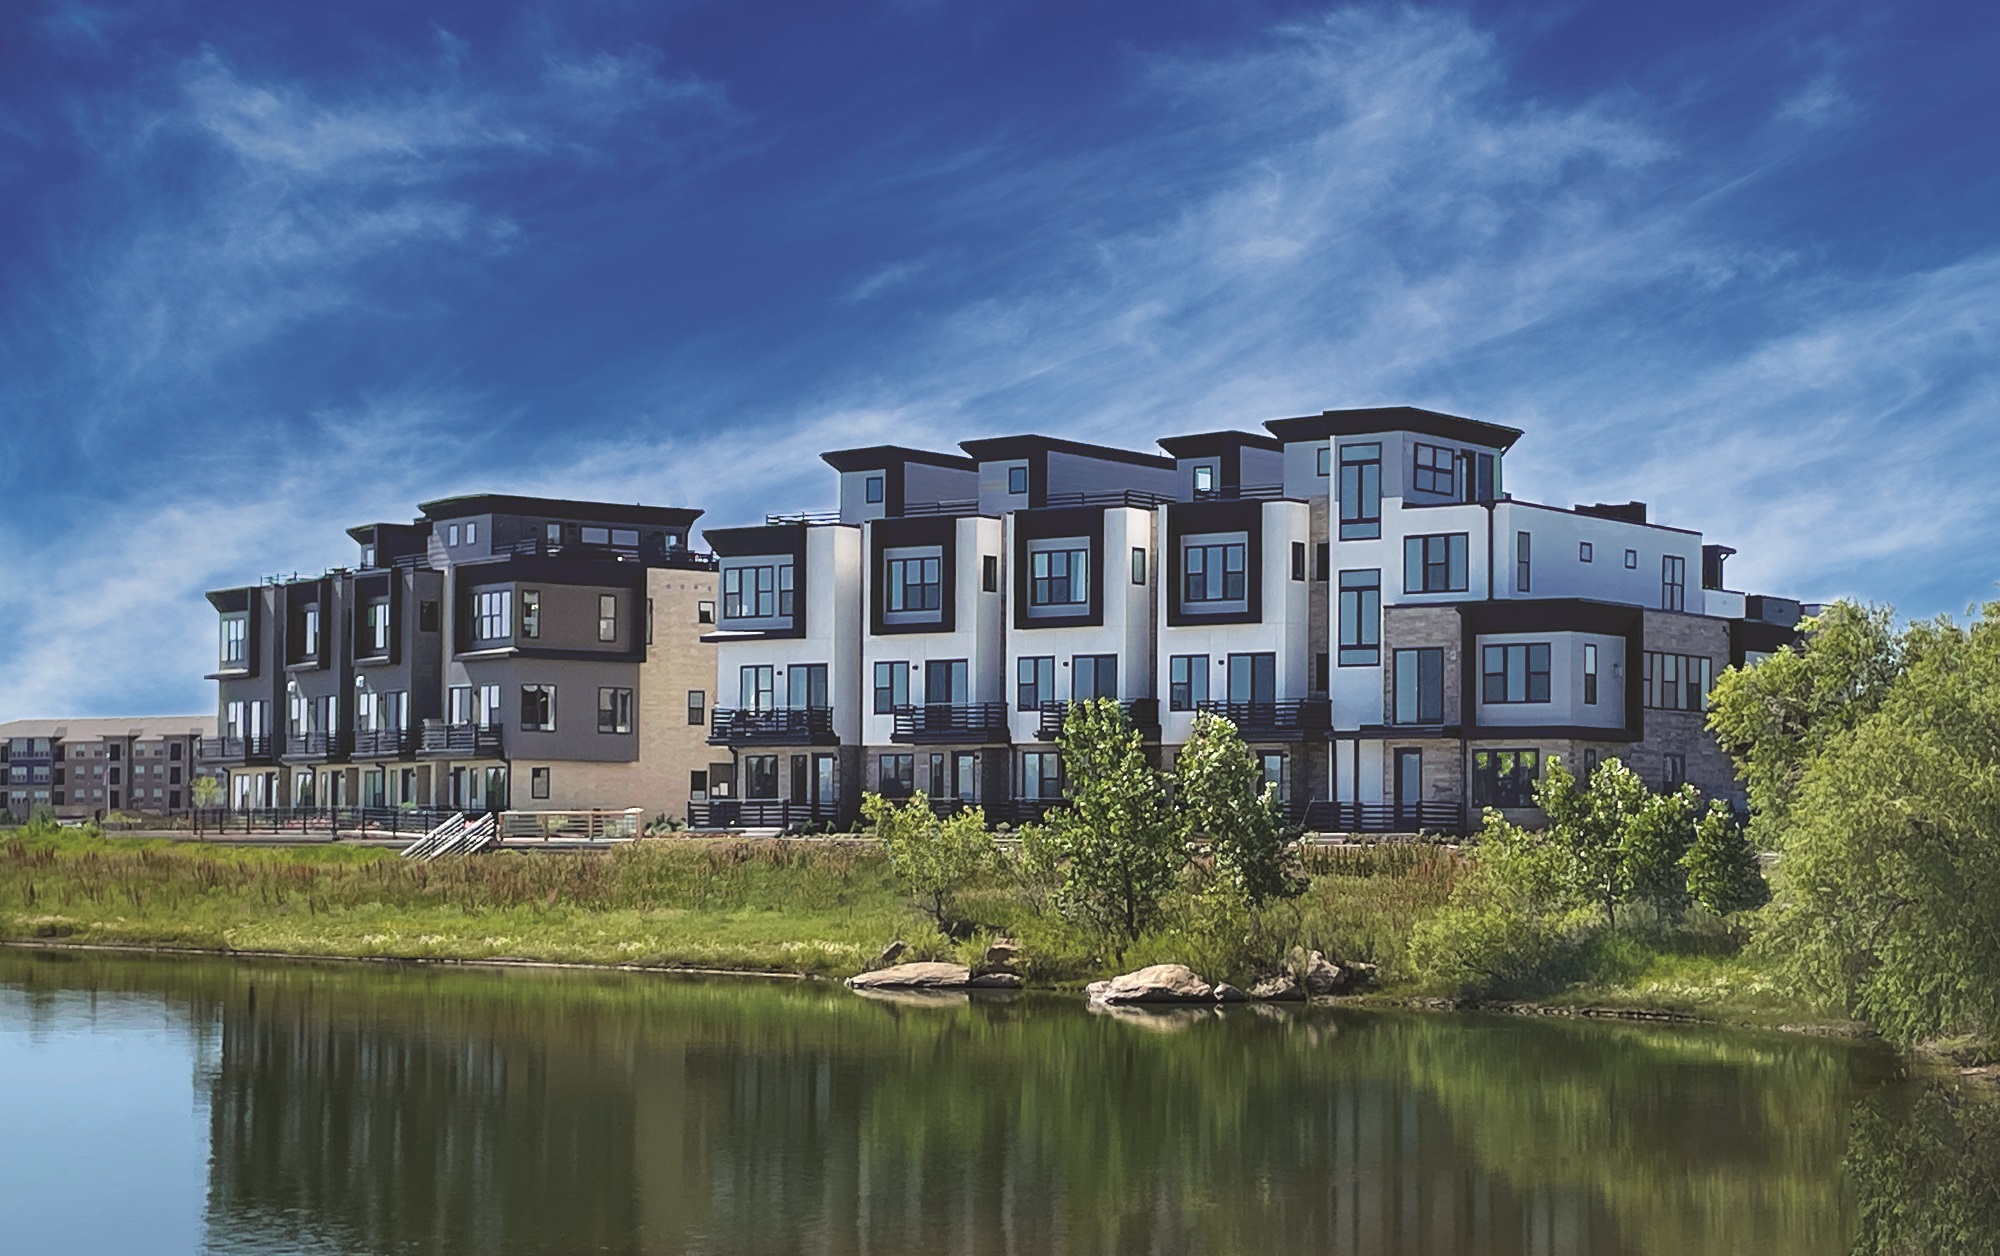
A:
1683 799 1769 916
1044 698 1181 950
864 791 990 936
1174 711 1302 908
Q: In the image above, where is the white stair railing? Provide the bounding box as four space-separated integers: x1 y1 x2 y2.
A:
402 812 465 861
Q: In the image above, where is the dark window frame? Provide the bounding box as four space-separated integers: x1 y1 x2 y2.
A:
597 687 633 734
1404 533 1470 594
1016 656 1055 711
1471 748 1543 808
1338 569 1381 665
1413 442 1457 495
1393 648 1445 724
872 661 910 715
1168 654 1209 711
1338 443 1382 540
1480 643 1553 704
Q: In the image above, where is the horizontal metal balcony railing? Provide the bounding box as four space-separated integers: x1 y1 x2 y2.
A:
685 800 841 830
500 537 719 570
1041 489 1176 510
283 730 352 760
351 728 416 758
764 509 841 526
1191 483 1286 502
984 797 1065 826
417 721 504 757
897 498 981 518
706 707 838 745
1193 699 1332 739
1299 800 1465 836
890 702 1011 744
1034 698 1160 742
198 735 276 764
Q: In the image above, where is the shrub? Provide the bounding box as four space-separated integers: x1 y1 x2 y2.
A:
863 792 991 936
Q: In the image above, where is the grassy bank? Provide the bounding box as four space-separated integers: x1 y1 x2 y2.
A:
0 827 1822 1027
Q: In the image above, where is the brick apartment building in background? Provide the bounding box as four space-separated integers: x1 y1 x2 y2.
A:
199 495 718 820
1 716 218 819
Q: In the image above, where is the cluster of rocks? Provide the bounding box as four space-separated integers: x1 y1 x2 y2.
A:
845 939 1023 991
1084 950 1375 1006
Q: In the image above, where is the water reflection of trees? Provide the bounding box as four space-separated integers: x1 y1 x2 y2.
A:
1 952 1909 1256
1847 1083 2000 1256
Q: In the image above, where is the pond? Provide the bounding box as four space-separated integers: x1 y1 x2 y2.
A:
0 948 1951 1254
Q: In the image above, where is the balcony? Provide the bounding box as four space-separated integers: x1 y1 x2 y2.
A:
282 731 351 762
1194 699 1332 740
418 721 504 757
706 707 838 746
500 536 718 570
1299 800 1465 836
351 729 417 758
985 797 1065 826
686 799 842 831
891 702 1011 744
1035 698 1160 742
1041 488 1176 510
199 735 276 765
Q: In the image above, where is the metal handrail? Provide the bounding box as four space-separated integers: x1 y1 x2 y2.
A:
706 707 836 744
1041 489 1176 510
764 510 841 526
417 721 504 756
1300 800 1464 835
890 702 1011 742
1192 484 1286 501
1035 698 1161 741
898 499 981 517
1193 699 1332 735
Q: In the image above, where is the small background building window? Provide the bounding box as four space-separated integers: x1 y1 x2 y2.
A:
530 767 550 800
1007 466 1029 494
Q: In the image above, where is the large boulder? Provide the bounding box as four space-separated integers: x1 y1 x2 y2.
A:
1249 973 1305 1002
1292 948 1346 997
1085 964 1216 1005
847 961 973 990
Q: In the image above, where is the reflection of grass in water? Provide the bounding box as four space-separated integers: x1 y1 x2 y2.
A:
2 948 1903 1256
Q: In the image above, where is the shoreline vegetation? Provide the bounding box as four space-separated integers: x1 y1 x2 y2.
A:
4 598 1996 1066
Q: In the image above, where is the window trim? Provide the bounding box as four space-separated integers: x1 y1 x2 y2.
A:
864 474 884 505
1168 654 1209 712
1403 533 1470 595
1007 465 1029 495
1413 442 1457 496
1016 655 1055 711
1579 541 1594 563
1516 531 1531 594
872 660 910 715
1480 643 1553 705
687 689 706 726
1337 570 1381 666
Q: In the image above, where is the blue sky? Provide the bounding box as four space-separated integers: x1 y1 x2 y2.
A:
1 0 1995 720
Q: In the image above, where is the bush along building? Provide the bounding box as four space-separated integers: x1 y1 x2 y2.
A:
1 716 218 819
696 407 1802 834
200 495 718 820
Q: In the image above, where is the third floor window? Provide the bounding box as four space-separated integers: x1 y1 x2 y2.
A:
220 616 247 666
473 590 511 641
1413 443 1456 495
301 607 320 657
1339 443 1382 540
1404 534 1469 594
722 563 793 620
885 555 943 613
1183 541 1246 603
365 601 390 653
1662 554 1687 611
1029 548 1088 607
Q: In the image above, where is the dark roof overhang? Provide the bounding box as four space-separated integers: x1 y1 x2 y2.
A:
1262 406 1524 451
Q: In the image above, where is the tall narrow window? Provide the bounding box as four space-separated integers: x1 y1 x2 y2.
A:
519 590 540 639
1579 541 1594 563
687 690 706 726
1583 643 1599 705
1338 444 1382 539
1016 656 1055 711
1516 531 1532 593
982 555 999 593
1007 466 1029 495
1291 542 1306 582
1168 655 1209 711
1131 547 1147 585
598 594 619 642
1314 542 1329 581
873 661 909 714
1662 555 1686 611
302 607 320 657
1393 648 1445 724
1338 570 1381 665
788 664 829 709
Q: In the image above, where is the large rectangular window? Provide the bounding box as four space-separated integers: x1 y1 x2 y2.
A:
873 661 910 714
1642 652 1714 711
1404 533 1470 594
1413 443 1456 495
743 754 779 800
924 659 968 706
473 590 510 641
220 616 247 666
877 753 915 798
597 687 633 734
1029 547 1088 607
520 685 556 731
1017 656 1055 711
1072 655 1119 701
739 665 775 711
885 555 943 613
1393 648 1445 724
1183 541 1247 603
788 664 828 709
1019 751 1062 799
1168 655 1209 711
1471 749 1542 808
1662 555 1687 611
1338 570 1381 665
721 562 794 620
1482 643 1552 704
1226 653 1277 704
1338 444 1382 540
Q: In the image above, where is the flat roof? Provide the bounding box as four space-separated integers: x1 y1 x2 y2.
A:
1156 430 1284 458
821 445 977 473
0 716 215 740
345 521 432 543
419 494 702 528
1263 406 1524 451
958 434 1176 470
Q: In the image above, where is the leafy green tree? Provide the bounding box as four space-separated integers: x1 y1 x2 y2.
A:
1620 784 1700 921
1043 698 1181 948
1706 600 1903 850
1173 711 1302 908
1682 799 1769 916
1765 605 2000 1045
863 791 991 935
1408 813 1589 992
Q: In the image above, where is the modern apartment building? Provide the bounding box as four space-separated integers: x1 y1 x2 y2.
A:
1 716 217 818
201 495 718 819
697 407 1802 832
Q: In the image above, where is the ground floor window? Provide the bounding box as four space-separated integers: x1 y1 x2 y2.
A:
742 754 779 800
531 766 551 800
1662 753 1686 790
1019 751 1062 800
1471 748 1542 808
878 753 915 798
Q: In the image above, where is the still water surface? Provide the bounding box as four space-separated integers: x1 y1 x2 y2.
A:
0 949 1922 1255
